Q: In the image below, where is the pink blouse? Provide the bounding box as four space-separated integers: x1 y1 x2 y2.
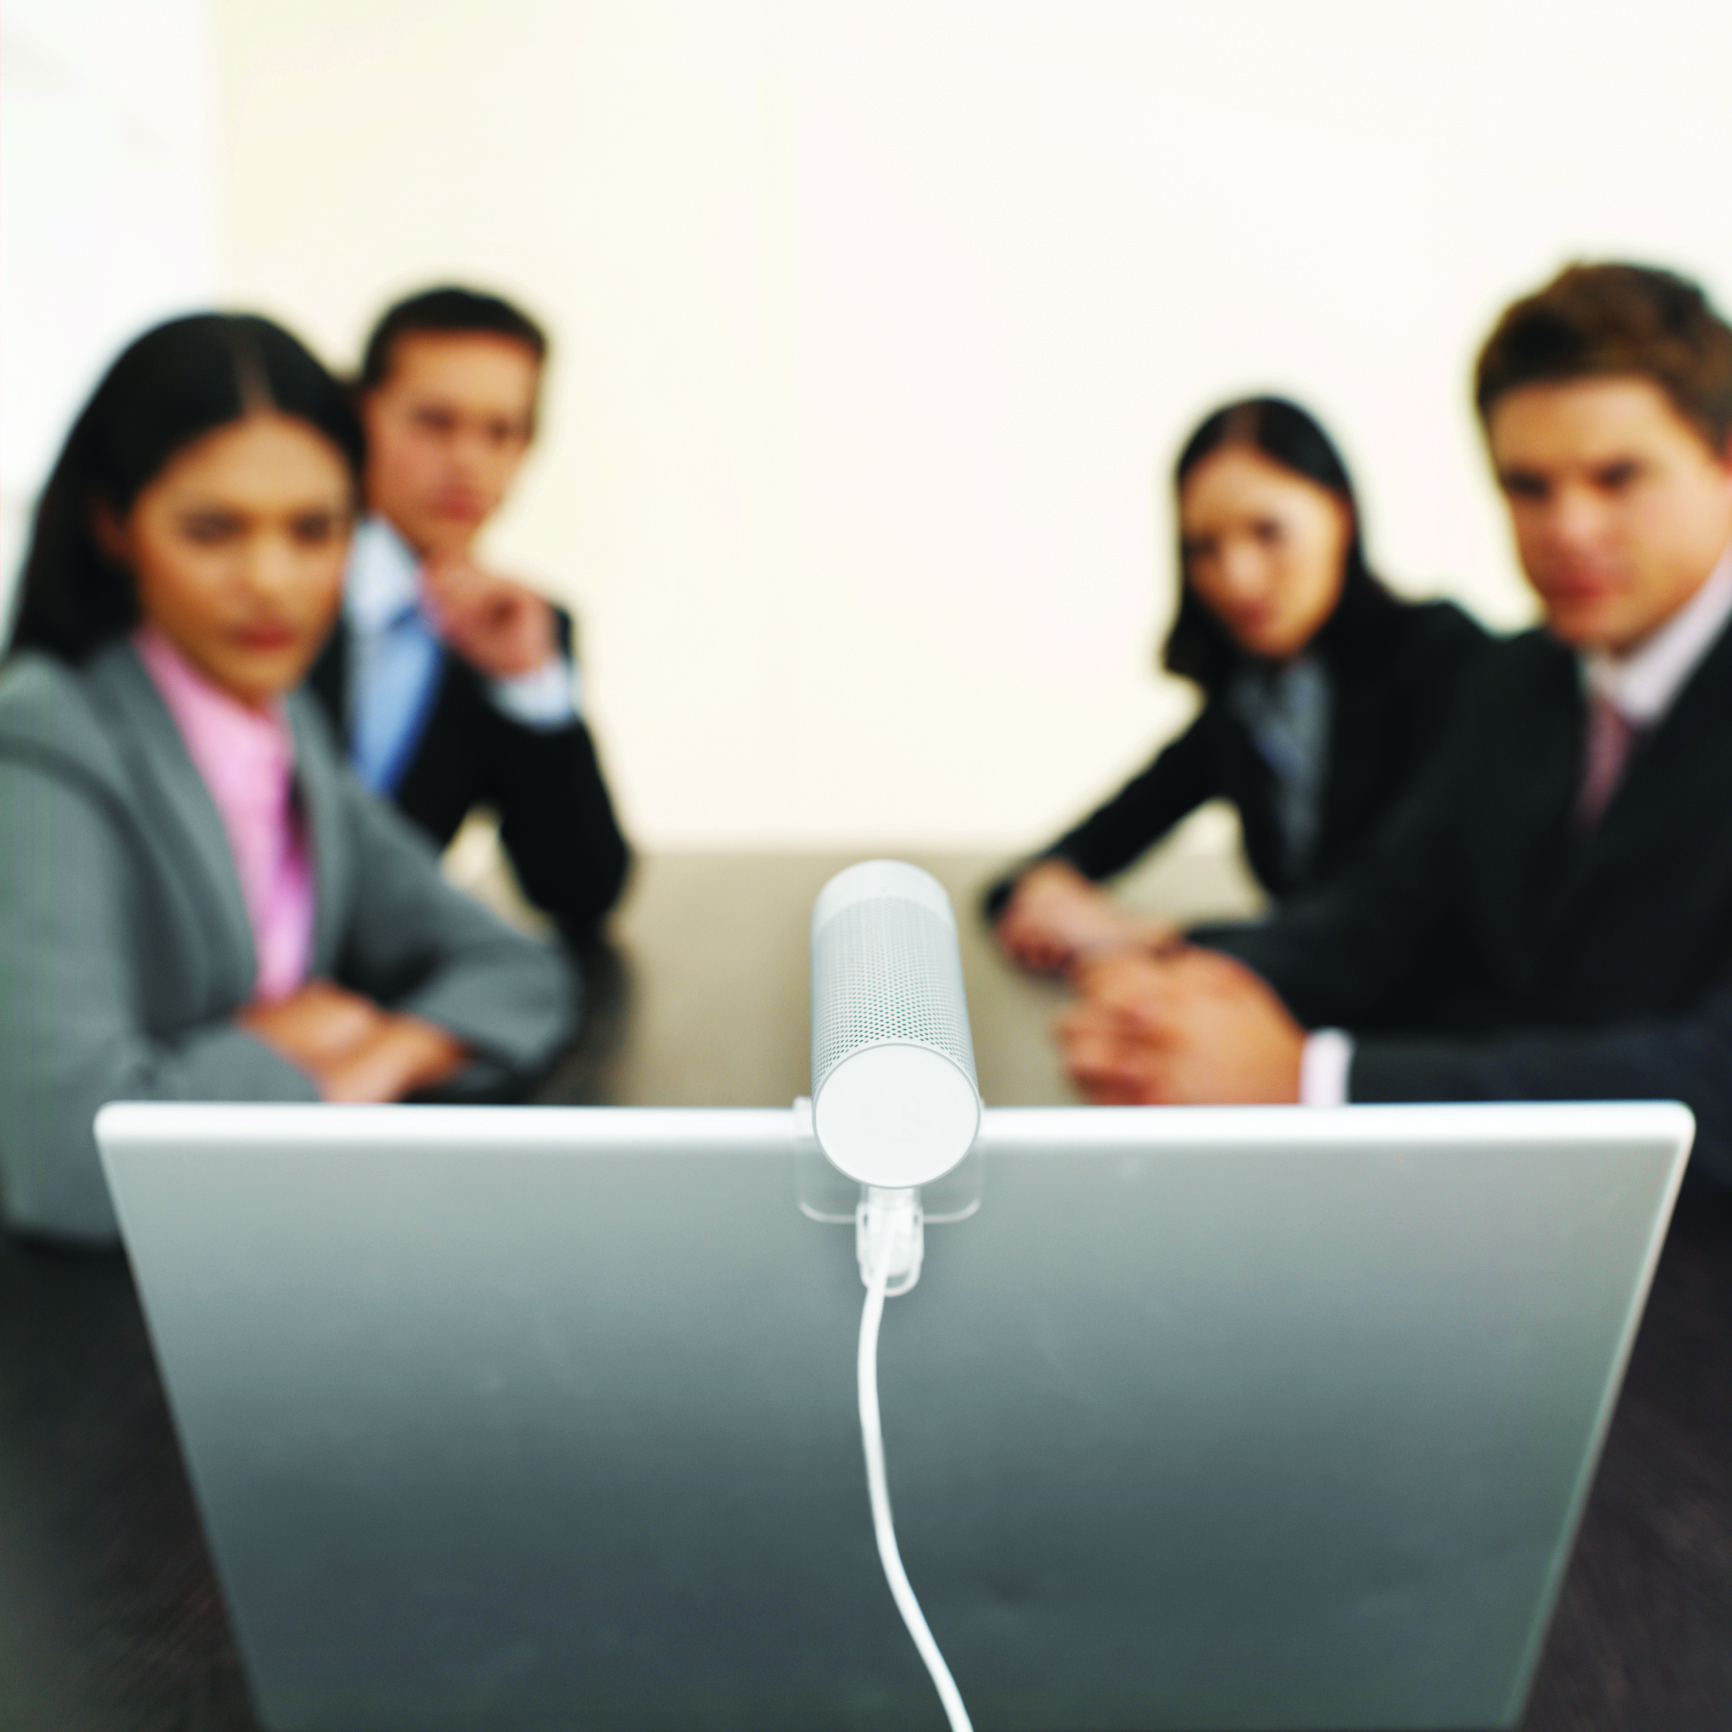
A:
133 627 315 1003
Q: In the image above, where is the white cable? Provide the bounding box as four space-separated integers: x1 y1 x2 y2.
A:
858 1221 974 1732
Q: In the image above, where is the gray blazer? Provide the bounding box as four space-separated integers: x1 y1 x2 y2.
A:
0 640 579 1244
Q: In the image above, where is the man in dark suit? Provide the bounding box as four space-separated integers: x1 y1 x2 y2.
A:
309 287 630 942
1058 262 1732 1185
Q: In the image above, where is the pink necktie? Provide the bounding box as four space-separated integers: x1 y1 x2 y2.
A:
1574 689 1637 832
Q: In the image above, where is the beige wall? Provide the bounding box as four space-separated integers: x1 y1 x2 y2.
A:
213 0 1732 848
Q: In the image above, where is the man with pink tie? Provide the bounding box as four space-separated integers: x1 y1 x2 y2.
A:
1058 261 1732 1187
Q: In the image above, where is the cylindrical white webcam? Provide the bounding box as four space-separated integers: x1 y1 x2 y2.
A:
810 861 982 1188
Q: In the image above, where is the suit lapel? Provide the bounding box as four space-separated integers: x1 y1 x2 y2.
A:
287 693 352 979
86 640 258 1003
1543 610 1732 938
1444 636 1579 1011
307 627 350 732
1605 607 1732 831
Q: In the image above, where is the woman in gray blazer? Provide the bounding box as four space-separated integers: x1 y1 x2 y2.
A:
0 314 578 1245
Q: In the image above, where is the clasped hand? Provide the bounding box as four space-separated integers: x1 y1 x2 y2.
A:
1057 945 1306 1105
239 980 469 1103
995 860 1179 974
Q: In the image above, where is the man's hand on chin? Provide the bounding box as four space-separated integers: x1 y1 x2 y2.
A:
1057 946 1306 1105
420 551 559 680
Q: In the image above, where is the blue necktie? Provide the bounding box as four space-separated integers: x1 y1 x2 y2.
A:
351 603 445 795
1229 656 1332 881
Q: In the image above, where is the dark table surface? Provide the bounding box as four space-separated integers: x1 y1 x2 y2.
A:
2 851 1729 1732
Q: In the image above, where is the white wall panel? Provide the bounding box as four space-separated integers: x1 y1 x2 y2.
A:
0 0 217 628
137 2 1732 842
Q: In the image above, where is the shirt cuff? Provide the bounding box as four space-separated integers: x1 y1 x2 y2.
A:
1299 1028 1354 1107
487 658 580 729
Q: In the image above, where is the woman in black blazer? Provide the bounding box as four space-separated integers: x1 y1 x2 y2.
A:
992 397 1487 973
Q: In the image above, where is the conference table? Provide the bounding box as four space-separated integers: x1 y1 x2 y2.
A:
2 849 1729 1732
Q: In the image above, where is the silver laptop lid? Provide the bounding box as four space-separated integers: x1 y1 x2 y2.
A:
98 1100 1691 1732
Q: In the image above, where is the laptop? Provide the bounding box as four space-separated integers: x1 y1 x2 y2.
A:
97 1098 1691 1732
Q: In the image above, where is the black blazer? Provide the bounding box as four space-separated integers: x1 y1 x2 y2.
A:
1198 618 1732 1185
987 598 1487 915
308 611 631 941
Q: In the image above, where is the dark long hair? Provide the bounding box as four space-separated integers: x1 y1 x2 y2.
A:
8 313 365 664
1161 396 1400 693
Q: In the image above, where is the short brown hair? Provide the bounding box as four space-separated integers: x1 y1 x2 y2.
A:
1475 262 1732 451
359 286 547 394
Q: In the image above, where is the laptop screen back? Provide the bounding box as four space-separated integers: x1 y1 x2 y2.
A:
97 1100 1690 1732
